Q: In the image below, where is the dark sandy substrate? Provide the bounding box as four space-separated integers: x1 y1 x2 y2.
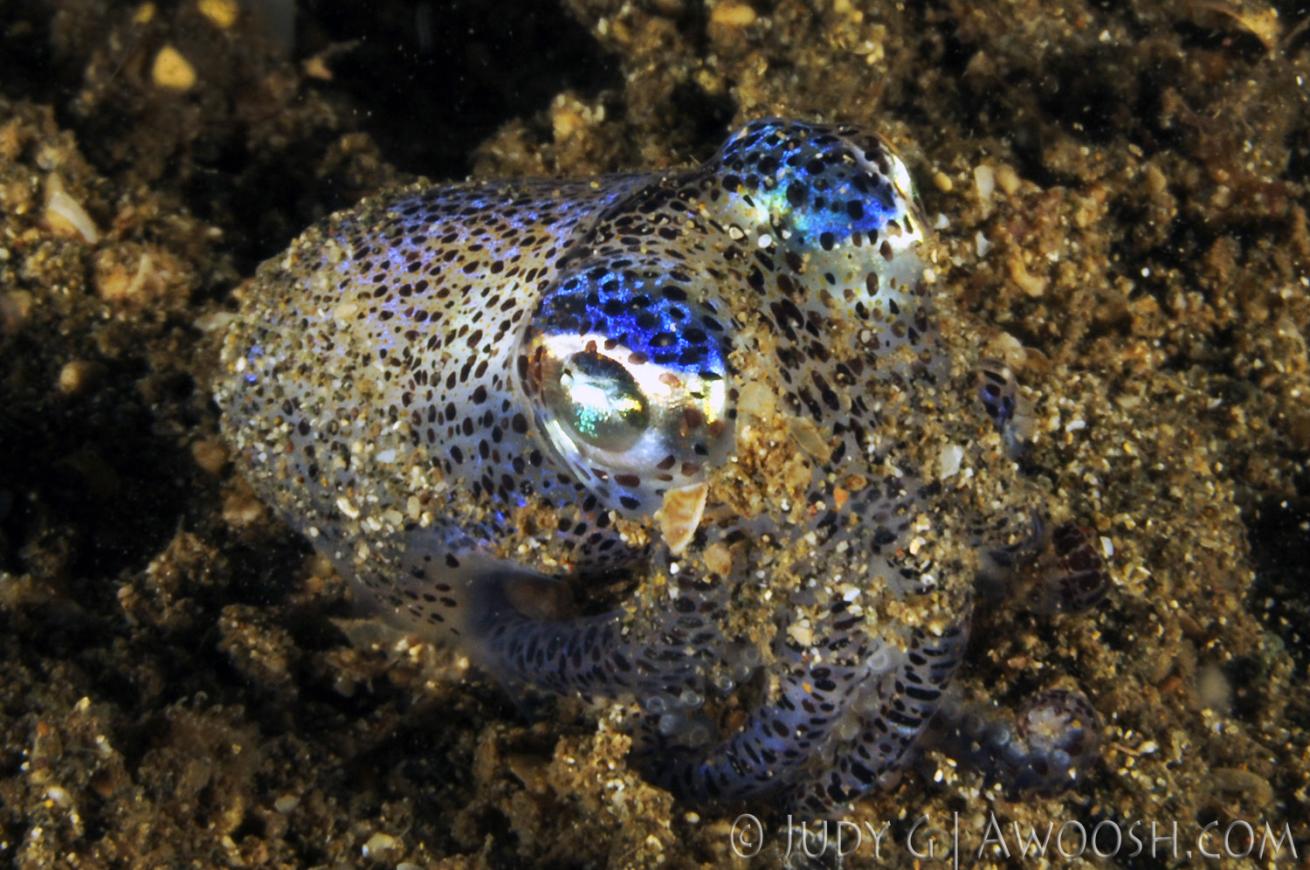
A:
1 1 1307 867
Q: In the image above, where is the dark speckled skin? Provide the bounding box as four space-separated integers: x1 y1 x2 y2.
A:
216 119 1108 813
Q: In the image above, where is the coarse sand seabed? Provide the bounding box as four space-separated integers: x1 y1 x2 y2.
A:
0 1 1307 867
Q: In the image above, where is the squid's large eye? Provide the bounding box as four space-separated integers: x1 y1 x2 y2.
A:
544 350 649 452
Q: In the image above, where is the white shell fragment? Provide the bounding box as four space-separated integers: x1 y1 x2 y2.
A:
656 482 708 555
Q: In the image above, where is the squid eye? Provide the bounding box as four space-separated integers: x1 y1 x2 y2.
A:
545 350 649 452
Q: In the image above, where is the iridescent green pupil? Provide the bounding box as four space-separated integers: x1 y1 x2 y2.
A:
552 351 647 451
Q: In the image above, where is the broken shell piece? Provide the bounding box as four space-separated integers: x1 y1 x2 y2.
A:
787 415 832 462
44 174 99 244
1186 1 1281 54
938 443 964 479
656 482 708 555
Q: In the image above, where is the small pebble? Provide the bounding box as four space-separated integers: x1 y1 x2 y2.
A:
787 621 813 647
973 164 995 207
58 359 103 396
1 290 32 336
45 785 73 809
711 2 757 27
361 832 398 860
702 541 732 577
191 438 229 476
1145 163 1168 195
197 0 239 29
995 163 1021 195
1197 664 1232 712
152 45 197 91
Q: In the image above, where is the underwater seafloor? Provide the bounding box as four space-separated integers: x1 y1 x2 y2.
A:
0 0 1307 867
